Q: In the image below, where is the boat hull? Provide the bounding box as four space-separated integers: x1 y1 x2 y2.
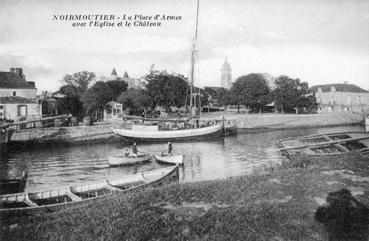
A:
154 155 184 165
108 155 152 167
0 171 28 195
0 166 179 215
111 124 224 142
277 132 369 161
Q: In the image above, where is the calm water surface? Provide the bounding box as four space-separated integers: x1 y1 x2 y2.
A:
0 125 364 192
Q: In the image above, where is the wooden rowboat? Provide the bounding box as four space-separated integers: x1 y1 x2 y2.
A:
0 171 28 195
0 166 179 214
154 154 184 165
108 154 152 167
277 132 369 160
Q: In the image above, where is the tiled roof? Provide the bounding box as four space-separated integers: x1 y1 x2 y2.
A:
0 96 38 104
310 84 368 93
0 72 36 89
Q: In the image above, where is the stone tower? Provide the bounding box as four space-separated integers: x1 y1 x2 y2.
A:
111 68 117 80
220 58 232 89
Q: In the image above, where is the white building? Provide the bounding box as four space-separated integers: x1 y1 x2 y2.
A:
0 67 42 122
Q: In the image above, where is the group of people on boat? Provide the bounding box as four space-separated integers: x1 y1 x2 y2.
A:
124 141 173 157
159 119 219 131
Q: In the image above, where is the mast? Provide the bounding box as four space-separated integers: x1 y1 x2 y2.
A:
189 0 199 120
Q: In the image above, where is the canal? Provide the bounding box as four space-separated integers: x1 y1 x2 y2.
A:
0 125 364 192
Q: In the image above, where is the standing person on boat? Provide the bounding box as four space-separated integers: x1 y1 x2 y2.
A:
168 141 173 155
132 142 138 157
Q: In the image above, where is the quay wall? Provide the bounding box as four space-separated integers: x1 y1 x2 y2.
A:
201 112 364 130
10 123 121 146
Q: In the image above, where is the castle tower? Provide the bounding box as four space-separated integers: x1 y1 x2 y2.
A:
220 58 232 89
111 68 117 80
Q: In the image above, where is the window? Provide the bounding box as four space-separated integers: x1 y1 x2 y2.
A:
357 96 362 105
347 96 351 105
113 109 117 115
17 105 27 116
13 91 16 96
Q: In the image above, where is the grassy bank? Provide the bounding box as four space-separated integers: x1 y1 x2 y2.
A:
2 155 369 241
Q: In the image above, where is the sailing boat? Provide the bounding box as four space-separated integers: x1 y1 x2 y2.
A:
111 0 225 142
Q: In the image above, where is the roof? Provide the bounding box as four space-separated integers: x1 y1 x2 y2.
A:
106 101 122 107
221 58 231 71
123 71 129 78
111 68 117 75
0 96 38 104
0 72 36 89
310 84 368 93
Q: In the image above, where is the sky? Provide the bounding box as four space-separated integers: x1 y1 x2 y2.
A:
0 0 369 92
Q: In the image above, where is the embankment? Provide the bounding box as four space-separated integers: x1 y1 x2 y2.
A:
9 123 122 148
202 111 364 130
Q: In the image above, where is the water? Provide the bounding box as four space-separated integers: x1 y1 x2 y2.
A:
0 125 364 192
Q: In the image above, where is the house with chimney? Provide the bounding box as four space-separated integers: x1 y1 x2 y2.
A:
0 67 42 122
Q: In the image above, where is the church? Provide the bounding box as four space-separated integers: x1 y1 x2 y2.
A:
220 58 232 89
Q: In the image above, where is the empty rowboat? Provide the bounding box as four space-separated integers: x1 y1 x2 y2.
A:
108 154 152 167
0 166 179 214
0 171 28 195
277 132 369 160
154 154 184 165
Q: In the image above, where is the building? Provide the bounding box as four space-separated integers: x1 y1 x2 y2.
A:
103 101 123 122
310 83 369 113
0 68 42 122
220 58 232 89
108 68 144 89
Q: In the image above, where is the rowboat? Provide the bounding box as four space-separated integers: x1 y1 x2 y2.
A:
0 171 28 195
154 154 185 165
108 154 152 167
0 166 179 214
277 132 369 160
111 123 224 142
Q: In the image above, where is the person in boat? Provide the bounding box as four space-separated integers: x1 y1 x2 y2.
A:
168 141 172 155
132 142 138 157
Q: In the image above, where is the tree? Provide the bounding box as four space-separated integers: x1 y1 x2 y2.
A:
57 85 84 117
230 73 270 113
144 70 190 109
204 87 231 107
105 80 128 98
272 76 317 113
117 89 153 115
61 71 96 93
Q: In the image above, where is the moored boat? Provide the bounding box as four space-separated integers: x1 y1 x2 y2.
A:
111 123 224 142
277 132 369 160
0 166 179 214
154 154 184 165
0 171 28 195
108 154 153 167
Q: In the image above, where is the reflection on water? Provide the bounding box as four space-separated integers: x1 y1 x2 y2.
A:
0 125 364 192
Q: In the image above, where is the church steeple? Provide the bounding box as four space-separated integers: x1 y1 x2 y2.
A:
220 58 232 89
111 68 117 80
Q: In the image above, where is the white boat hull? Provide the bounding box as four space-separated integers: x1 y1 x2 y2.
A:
154 154 184 165
111 123 224 142
108 155 152 167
